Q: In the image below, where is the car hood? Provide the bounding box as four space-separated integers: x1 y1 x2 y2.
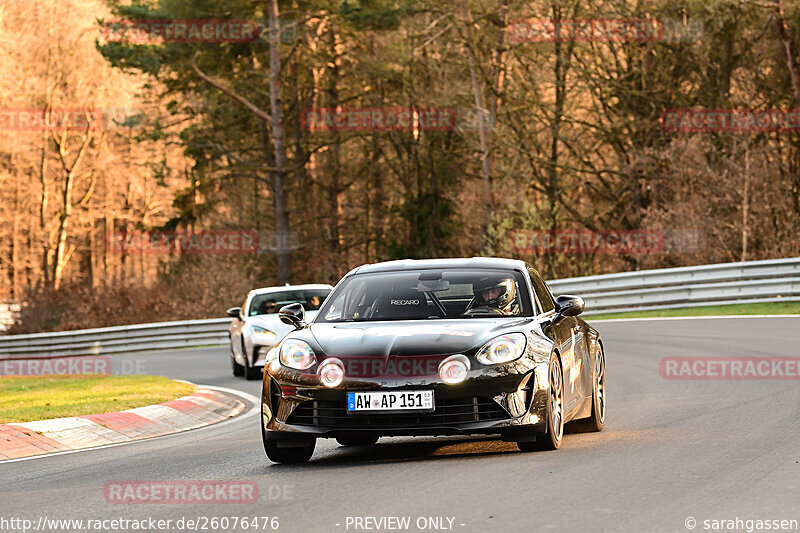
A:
307 318 535 357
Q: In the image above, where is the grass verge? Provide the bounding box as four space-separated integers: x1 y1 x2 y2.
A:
0 375 195 423
587 301 800 321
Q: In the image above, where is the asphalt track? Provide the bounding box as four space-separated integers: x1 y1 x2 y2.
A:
1 317 799 533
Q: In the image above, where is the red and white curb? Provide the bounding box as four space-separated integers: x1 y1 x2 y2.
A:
0 386 245 460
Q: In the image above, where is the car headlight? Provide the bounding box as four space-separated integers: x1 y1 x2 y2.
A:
439 354 470 384
318 358 345 388
475 333 527 366
279 339 317 370
252 326 278 340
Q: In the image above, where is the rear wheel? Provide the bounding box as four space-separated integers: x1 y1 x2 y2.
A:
518 353 564 452
573 345 606 432
336 435 379 446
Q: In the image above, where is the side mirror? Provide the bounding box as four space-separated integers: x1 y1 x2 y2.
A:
555 295 585 317
226 307 242 319
279 302 306 330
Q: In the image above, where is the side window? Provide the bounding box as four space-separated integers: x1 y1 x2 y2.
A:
529 269 556 313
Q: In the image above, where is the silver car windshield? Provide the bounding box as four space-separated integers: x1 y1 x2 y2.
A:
316 269 532 322
249 289 331 316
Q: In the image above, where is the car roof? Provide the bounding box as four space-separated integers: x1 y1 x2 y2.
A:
351 257 528 275
251 284 334 295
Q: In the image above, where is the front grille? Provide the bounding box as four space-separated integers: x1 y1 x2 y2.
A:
286 396 509 428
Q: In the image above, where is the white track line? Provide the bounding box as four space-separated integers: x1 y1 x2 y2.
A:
0 384 259 465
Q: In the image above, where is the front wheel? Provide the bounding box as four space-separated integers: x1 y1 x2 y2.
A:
243 340 261 381
263 438 315 464
518 353 564 452
231 347 244 377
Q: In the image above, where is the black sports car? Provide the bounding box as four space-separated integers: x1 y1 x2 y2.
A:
260 258 606 463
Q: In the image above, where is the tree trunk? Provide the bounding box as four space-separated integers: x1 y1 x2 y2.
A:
52 119 93 290
40 129 51 286
776 0 800 105
267 0 291 284
325 25 343 280
52 170 73 290
461 2 493 242
742 139 750 262
11 152 21 300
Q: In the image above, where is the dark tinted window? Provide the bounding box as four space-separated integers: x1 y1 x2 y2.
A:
529 268 556 313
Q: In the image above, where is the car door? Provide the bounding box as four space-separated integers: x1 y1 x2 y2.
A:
529 269 588 413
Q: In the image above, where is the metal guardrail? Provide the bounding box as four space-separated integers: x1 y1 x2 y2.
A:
0 318 231 360
1 257 799 358
549 257 800 315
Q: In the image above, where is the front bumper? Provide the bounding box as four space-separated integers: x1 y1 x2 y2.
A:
261 358 550 439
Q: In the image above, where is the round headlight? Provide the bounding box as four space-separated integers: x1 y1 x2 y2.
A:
318 358 345 388
279 339 317 370
439 355 470 384
476 333 527 366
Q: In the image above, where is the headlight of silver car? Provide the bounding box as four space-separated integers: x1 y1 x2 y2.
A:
279 339 317 370
475 333 527 366
252 326 278 341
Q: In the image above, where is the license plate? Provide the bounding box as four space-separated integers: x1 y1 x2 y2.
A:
347 391 434 412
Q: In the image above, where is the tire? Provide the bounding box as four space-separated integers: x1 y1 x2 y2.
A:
243 340 261 381
336 435 379 446
573 345 606 432
231 347 244 377
262 433 315 464
518 352 564 452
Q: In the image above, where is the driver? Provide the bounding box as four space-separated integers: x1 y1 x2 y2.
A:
471 276 519 315
260 299 278 315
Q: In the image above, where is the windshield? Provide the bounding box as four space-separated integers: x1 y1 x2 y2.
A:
248 289 331 316
316 269 531 322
